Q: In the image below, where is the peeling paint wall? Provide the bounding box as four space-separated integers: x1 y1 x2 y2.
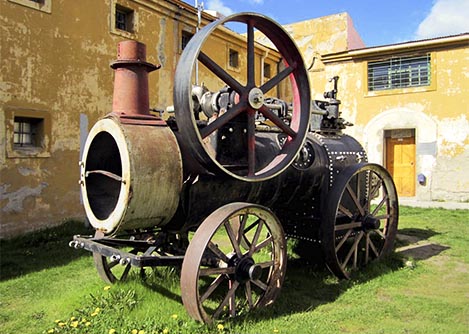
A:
280 13 365 101
321 39 469 202
0 0 281 238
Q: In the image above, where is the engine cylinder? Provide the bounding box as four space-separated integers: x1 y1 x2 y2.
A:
80 115 182 234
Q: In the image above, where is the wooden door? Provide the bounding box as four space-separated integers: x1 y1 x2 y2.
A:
386 136 416 197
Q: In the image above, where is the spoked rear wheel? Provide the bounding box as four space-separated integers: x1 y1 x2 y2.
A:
322 163 399 279
180 202 287 323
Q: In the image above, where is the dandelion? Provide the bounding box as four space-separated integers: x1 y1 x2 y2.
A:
47 329 54 333
273 329 279 333
131 329 138 334
95 307 101 313
71 321 79 328
81 318 87 323
70 316 76 321
104 285 111 291
217 323 224 331
171 314 178 320
109 329 117 334
85 322 92 327
138 330 145 334
163 328 169 334
54 320 61 323
58 322 66 328
91 312 98 317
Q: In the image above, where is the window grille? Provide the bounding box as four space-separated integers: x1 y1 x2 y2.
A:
14 117 41 147
368 54 431 91
115 5 134 32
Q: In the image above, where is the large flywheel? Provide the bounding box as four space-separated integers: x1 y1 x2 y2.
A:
174 13 311 182
321 163 399 279
180 202 287 323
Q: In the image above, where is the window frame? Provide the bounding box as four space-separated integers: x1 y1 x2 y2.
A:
5 108 51 158
110 1 137 38
8 0 52 13
228 48 240 70
366 53 435 95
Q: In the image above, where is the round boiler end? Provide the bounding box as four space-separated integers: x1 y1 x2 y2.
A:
80 117 182 234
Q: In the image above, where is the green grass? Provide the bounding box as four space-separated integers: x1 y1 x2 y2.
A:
1 207 468 334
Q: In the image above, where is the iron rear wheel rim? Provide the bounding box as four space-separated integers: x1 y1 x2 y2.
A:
180 202 287 323
322 163 399 279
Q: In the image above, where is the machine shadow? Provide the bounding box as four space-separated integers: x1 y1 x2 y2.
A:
396 227 449 261
230 253 405 324
231 226 448 324
0 220 91 281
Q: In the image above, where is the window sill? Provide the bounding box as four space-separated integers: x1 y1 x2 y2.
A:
8 0 52 13
365 85 436 97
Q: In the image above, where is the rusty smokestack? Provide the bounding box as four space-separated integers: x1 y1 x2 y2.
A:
110 40 159 116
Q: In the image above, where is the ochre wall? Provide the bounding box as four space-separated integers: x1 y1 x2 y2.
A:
0 0 281 238
322 41 469 201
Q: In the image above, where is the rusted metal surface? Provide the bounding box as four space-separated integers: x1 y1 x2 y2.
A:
110 40 160 117
80 116 183 234
173 13 311 182
321 163 398 279
72 12 399 325
180 202 286 323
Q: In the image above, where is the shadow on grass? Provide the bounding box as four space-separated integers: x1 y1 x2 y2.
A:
0 220 92 281
396 227 449 261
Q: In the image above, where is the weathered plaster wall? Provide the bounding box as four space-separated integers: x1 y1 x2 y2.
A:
0 0 281 238
281 13 365 100
323 43 469 202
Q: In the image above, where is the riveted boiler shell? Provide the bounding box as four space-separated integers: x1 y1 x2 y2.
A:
80 117 182 234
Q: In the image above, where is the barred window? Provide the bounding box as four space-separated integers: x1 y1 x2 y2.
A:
115 5 134 33
14 117 42 148
368 54 431 91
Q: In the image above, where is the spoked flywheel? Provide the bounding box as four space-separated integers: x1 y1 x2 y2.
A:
180 202 287 323
174 13 310 182
321 163 399 279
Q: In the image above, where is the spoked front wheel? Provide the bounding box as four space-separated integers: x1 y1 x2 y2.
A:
180 202 287 323
321 163 399 279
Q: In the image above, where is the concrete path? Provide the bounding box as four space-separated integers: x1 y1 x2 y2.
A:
399 198 469 210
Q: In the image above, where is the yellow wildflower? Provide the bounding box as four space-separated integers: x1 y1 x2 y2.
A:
138 330 145 334
54 320 61 323
47 330 54 333
95 307 101 313
109 329 117 334
70 316 76 321
85 322 91 327
81 318 87 323
163 328 169 334
217 323 224 331
91 312 98 317
58 322 66 328
171 314 178 319
71 321 79 328
104 285 111 291
273 329 279 333
131 329 138 334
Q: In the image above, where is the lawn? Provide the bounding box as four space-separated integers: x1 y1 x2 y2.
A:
1 206 468 334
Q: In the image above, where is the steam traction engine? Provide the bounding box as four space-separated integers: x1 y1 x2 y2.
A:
71 13 398 323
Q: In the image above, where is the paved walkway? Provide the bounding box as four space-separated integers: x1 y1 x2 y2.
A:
399 198 469 210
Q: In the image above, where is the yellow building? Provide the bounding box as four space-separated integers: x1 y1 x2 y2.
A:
1 1 468 238
283 16 468 202
0 0 281 238
320 34 469 201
